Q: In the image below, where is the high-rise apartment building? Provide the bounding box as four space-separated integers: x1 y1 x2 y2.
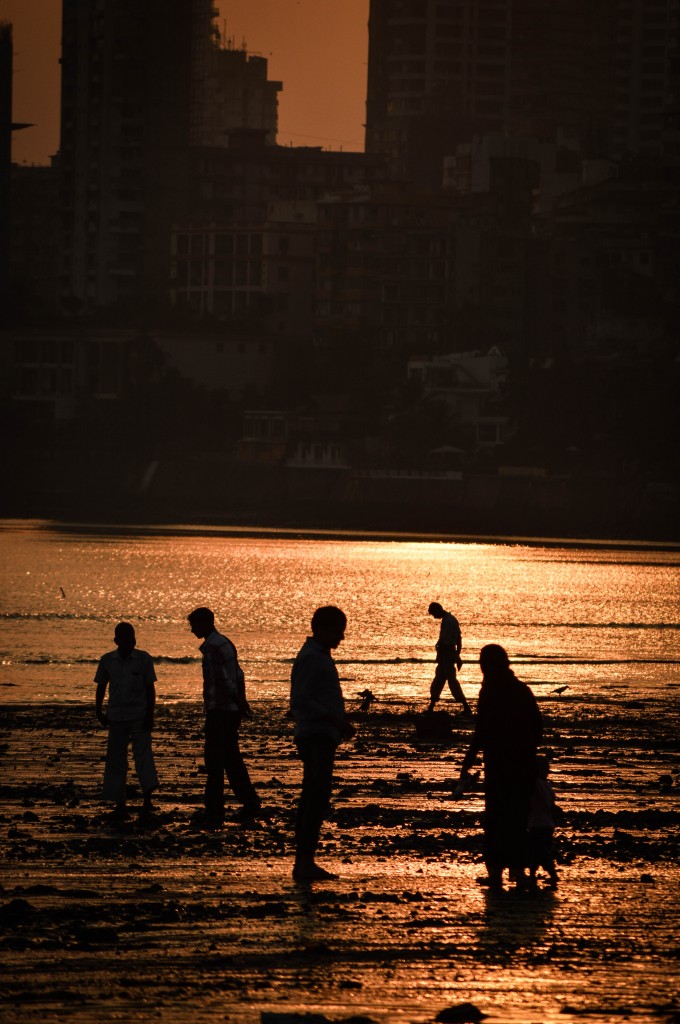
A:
609 0 680 160
59 0 282 312
198 47 282 147
365 0 511 186
365 0 680 184
506 0 612 152
59 0 201 310
0 21 13 311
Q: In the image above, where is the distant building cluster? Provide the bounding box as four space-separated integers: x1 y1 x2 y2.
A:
1 0 678 531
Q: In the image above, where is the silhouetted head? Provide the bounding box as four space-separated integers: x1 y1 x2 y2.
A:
114 622 136 657
311 605 347 651
428 602 444 619
188 606 215 639
535 753 551 780
479 643 511 680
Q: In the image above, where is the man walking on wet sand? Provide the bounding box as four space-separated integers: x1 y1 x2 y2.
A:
426 601 471 715
95 621 158 823
188 607 261 827
290 605 355 881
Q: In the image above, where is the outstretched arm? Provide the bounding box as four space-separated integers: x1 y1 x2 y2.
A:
460 738 480 775
460 704 482 774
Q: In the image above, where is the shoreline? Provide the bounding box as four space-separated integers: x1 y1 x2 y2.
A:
2 516 680 552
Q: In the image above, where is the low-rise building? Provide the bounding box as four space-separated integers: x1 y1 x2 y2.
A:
170 201 317 336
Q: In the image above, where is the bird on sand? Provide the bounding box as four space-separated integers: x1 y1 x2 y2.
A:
358 689 375 711
553 685 569 694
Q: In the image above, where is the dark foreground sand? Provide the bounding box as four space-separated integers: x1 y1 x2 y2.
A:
1 694 678 1024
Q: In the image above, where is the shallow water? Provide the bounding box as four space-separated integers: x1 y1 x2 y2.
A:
1 520 679 705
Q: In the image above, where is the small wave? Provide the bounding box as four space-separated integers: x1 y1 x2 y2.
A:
24 657 99 665
0 612 87 621
335 657 428 666
510 657 680 665
318 656 679 667
264 657 432 666
16 654 678 668
17 655 426 667
22 654 200 666
480 622 680 630
154 656 198 665
532 559 680 568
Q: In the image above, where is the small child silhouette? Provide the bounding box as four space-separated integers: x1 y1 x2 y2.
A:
528 753 563 889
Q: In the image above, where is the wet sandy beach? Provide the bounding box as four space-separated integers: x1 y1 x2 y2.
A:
1 694 678 1024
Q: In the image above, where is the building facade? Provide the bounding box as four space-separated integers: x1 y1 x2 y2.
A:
365 0 680 184
365 0 511 185
58 0 284 313
199 47 281 147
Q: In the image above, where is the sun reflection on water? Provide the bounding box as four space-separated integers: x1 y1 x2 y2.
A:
0 526 678 704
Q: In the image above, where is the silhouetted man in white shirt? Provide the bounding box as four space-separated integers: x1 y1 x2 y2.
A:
95 622 158 822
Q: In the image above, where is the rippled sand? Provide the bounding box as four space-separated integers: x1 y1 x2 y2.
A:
1 693 678 1024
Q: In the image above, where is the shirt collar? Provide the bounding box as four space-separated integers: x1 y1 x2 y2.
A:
306 636 330 654
113 648 139 661
199 629 219 652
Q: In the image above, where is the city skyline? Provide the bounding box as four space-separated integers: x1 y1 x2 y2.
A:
5 0 369 165
2 0 677 542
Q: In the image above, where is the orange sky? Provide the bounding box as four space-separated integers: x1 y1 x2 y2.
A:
5 0 369 165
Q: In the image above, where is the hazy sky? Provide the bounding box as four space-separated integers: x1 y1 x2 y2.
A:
5 0 369 165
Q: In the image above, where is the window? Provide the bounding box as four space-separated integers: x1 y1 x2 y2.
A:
215 234 233 255
214 262 232 286
213 292 232 317
41 340 58 362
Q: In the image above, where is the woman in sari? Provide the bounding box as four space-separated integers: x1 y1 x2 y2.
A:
460 644 543 892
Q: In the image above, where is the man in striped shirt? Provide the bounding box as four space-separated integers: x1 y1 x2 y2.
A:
188 606 261 827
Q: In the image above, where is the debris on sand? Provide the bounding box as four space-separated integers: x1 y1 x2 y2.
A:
435 1003 487 1022
415 710 455 742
